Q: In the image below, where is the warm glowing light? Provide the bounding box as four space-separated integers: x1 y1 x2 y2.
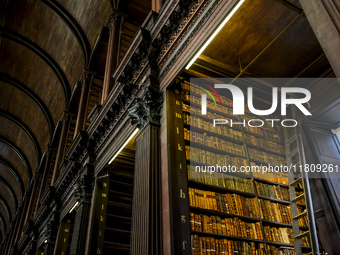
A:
185 0 245 69
108 128 139 164
69 202 79 213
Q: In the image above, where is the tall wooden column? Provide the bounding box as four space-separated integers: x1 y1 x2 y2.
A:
299 0 340 77
101 11 124 104
74 70 94 138
129 86 163 255
52 112 72 185
70 161 94 255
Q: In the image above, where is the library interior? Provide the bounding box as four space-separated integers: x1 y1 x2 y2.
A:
0 0 340 254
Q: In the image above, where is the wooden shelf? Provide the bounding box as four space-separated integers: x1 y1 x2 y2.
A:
243 130 283 145
185 124 245 145
257 195 290 205
246 143 286 157
189 206 262 222
252 176 289 188
188 180 256 197
187 140 247 160
191 231 265 243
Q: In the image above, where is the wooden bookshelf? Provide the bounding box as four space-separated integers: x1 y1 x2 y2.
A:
167 78 310 255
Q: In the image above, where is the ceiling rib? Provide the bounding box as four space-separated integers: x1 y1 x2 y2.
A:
0 110 42 163
0 136 32 181
41 0 91 67
0 177 18 210
0 157 25 196
0 196 11 223
0 214 6 234
0 27 71 107
0 73 55 139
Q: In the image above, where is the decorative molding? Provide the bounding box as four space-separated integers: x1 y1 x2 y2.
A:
0 73 55 139
128 86 163 129
41 0 91 66
0 136 32 181
74 171 94 204
0 27 71 107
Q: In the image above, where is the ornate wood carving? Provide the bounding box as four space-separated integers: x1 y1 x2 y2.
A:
74 172 94 204
128 86 163 129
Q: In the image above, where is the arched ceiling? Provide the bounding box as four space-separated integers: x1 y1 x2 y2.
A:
0 0 113 239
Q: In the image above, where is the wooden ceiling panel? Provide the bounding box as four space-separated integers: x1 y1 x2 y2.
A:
0 81 50 161
245 16 324 77
0 164 22 205
203 0 301 74
4 0 83 92
0 117 39 174
56 0 112 49
0 40 64 126
0 141 29 189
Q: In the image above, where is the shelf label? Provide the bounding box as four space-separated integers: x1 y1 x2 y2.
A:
180 189 186 199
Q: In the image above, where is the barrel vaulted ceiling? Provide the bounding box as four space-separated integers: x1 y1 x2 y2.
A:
0 0 147 241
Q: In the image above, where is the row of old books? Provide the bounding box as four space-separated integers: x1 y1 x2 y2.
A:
192 235 265 255
182 92 235 117
248 148 286 166
189 188 260 218
190 212 263 240
295 191 306 206
251 162 289 185
263 226 294 244
181 80 233 108
245 133 285 155
244 125 281 143
255 182 290 201
267 245 296 255
259 199 292 224
187 146 249 170
183 112 244 142
185 129 246 157
244 115 282 134
182 103 242 129
187 165 254 193
297 208 308 227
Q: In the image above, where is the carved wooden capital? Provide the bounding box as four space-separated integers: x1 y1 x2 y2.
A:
79 69 95 85
105 10 126 30
128 86 163 128
74 173 94 204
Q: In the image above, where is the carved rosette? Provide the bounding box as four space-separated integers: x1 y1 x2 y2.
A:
128 86 163 129
74 173 94 204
